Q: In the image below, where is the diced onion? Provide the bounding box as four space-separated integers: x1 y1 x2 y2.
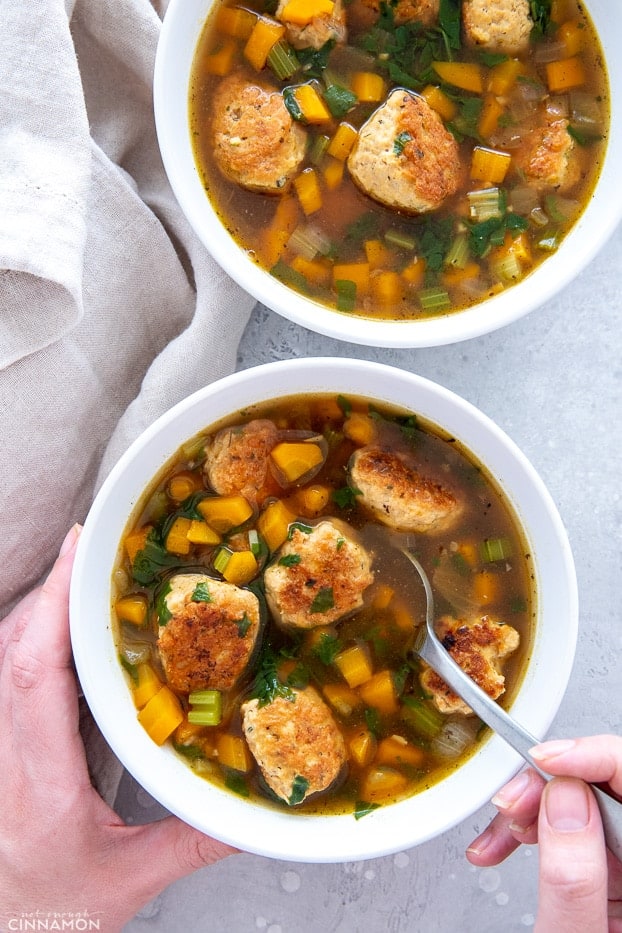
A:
431 718 479 759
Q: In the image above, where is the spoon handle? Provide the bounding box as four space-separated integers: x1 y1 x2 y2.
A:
419 636 622 862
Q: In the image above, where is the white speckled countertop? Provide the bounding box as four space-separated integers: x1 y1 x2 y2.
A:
119 220 622 933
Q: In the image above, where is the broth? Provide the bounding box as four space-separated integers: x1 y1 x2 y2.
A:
113 394 535 815
188 0 609 322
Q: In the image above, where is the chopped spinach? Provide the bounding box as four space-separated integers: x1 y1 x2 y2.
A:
529 0 553 38
131 529 181 585
323 83 357 117
155 579 173 626
250 646 297 707
312 632 343 665
467 213 529 257
309 586 335 614
288 775 310 806
354 800 381 820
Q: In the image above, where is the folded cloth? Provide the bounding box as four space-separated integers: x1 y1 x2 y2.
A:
0 0 256 803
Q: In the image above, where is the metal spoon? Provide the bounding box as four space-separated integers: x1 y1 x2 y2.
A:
400 546 622 860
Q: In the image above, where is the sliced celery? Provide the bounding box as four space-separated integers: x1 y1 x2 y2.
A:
467 187 501 221
188 689 222 727
419 287 451 313
384 229 417 251
213 546 232 574
480 536 512 562
267 40 299 80
444 232 470 269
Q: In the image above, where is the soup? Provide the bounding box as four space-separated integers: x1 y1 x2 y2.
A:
188 0 608 322
113 394 534 816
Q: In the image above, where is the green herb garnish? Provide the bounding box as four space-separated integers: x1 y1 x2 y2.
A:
354 800 381 820
309 586 335 614
288 775 310 806
279 553 303 567
191 582 212 603
332 486 362 509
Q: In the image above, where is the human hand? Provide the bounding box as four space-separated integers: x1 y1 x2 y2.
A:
0 525 237 933
466 736 622 932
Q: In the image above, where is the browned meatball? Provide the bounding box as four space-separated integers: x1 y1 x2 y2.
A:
241 685 347 804
420 613 520 715
347 90 462 213
513 115 581 192
349 446 463 534
264 519 374 629
211 74 307 193
157 573 261 694
462 0 533 55
204 418 280 507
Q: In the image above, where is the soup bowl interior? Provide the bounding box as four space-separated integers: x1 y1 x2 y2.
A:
70 358 578 862
154 0 622 349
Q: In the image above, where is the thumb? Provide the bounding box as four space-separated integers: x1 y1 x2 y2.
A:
112 815 238 914
535 778 608 933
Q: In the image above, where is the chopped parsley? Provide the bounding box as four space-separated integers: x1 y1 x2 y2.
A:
288 521 313 538
288 775 310 806
467 213 529 257
278 553 302 567
332 486 362 509
312 632 343 665
191 581 212 603
393 131 412 156
235 613 252 637
250 646 297 707
309 586 335 614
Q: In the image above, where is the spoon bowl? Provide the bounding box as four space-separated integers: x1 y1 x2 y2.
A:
400 546 622 860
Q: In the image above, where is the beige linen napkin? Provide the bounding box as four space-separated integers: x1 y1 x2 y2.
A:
0 0 256 802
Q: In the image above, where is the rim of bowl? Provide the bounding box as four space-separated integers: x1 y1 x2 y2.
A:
70 358 578 862
153 0 622 349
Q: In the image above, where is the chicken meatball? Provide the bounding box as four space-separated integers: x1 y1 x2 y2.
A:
359 0 438 26
349 446 462 534
420 613 520 715
264 519 374 629
211 74 307 193
204 418 280 507
241 685 347 804
157 573 261 694
513 115 581 192
347 90 462 213
276 0 347 49
462 0 533 56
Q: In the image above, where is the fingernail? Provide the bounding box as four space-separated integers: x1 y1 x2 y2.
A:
544 779 590 833
529 739 576 761
59 523 81 557
509 820 533 835
466 826 494 857
492 770 530 809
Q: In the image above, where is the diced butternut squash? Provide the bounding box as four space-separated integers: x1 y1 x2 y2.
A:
221 549 258 585
545 56 586 92
204 38 236 76
472 570 501 605
116 594 148 627
432 61 484 94
165 516 193 555
358 670 399 715
257 499 297 550
321 156 345 190
557 19 585 57
291 483 331 515
294 168 323 215
478 95 505 140
360 765 408 800
290 255 332 286
401 257 426 288
327 122 358 161
124 525 151 564
174 717 207 747
371 583 394 611
243 17 286 71
470 146 512 184
455 540 479 568
351 71 386 102
487 58 523 95
216 733 253 772
343 411 376 446
375 734 426 768
291 84 332 123
332 261 370 295
270 441 325 483
323 683 362 717
390 598 415 632
441 261 481 287
133 662 163 710
137 685 184 745
197 495 253 533
186 519 221 546
420 84 457 121
280 0 334 25
370 270 403 306
217 6 256 39
260 196 300 266
364 239 392 270
349 728 377 767
334 643 373 688
167 471 204 503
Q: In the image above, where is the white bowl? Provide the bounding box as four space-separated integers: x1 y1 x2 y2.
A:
70 358 578 862
154 0 621 348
